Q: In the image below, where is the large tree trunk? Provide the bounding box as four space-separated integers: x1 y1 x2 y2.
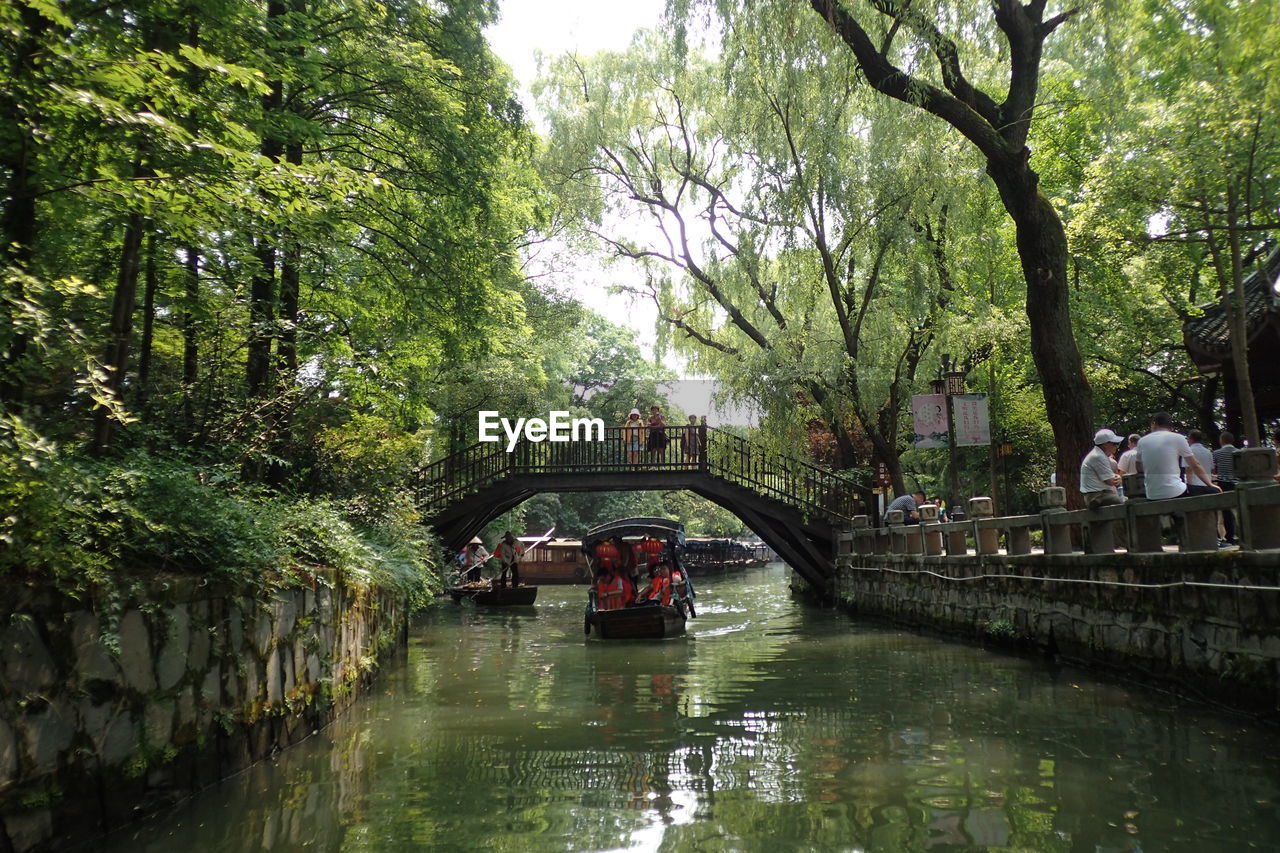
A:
135 233 158 413
1223 188 1260 446
247 0 286 399
992 164 1094 505
0 5 51 406
182 245 200 430
277 139 303 380
93 211 146 452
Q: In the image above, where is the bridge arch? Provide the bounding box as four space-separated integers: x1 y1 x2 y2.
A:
415 426 859 591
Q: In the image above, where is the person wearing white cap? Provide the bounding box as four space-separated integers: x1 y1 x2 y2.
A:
622 408 645 464
1079 427 1125 509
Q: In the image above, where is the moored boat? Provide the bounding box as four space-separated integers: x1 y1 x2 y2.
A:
516 537 591 584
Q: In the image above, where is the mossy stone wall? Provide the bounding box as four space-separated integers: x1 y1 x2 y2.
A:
0 573 408 852
831 552 1280 716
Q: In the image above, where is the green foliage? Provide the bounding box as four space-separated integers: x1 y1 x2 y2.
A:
0 419 439 607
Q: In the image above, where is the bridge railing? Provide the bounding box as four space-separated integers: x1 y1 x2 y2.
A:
704 429 858 521
414 425 858 522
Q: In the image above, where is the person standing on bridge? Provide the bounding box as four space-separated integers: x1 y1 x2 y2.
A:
683 415 701 463
646 404 669 460
623 409 645 464
1212 431 1238 546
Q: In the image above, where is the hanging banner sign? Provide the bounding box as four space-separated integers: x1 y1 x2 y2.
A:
953 393 991 446
911 394 949 448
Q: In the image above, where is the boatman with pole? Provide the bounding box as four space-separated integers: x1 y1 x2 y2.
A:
493 531 523 589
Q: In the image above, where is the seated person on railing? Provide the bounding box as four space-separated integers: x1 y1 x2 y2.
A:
886 491 925 525
1136 412 1221 499
1080 428 1125 509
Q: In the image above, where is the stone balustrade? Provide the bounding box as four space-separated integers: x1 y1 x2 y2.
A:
838 448 1280 560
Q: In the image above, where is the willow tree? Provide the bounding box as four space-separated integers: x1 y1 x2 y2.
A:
670 0 1096 497
1073 0 1280 446
538 37 991 493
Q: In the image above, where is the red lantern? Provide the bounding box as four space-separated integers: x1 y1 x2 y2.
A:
639 537 664 564
595 540 619 568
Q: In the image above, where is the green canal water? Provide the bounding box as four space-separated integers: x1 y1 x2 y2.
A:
104 563 1280 852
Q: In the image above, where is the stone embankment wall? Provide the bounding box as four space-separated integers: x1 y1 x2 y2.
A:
831 553 1280 716
0 574 409 852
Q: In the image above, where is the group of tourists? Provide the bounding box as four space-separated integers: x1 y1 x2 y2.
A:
622 405 706 464
456 531 524 586
590 536 692 613
1080 411 1241 546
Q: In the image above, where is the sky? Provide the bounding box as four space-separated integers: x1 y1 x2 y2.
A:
486 0 667 339
486 0 667 105
485 1 758 423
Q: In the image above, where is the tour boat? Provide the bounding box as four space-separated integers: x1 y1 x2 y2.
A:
582 517 695 640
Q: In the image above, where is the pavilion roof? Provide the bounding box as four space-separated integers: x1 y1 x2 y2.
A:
1184 244 1280 367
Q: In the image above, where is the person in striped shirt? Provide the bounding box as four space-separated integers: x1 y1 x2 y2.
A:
1212 432 1238 546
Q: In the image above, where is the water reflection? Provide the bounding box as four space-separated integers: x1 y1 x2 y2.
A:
103 564 1280 852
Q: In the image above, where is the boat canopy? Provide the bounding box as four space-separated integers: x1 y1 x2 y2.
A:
583 517 686 547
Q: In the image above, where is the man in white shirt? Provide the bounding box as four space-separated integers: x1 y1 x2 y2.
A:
1136 413 1220 500
1117 434 1141 475
1185 430 1215 491
1080 428 1124 509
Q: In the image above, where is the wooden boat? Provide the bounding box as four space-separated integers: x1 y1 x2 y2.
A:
581 517 695 640
448 581 538 606
586 601 685 639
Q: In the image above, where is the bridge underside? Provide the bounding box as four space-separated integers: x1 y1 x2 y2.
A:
428 472 836 592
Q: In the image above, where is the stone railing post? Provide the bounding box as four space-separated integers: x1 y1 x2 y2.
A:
850 515 872 556
919 503 944 556
1086 512 1119 554
969 496 999 555
1235 447 1280 550
1039 486 1072 554
886 509 906 554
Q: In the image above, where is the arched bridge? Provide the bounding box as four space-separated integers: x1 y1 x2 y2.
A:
413 426 859 590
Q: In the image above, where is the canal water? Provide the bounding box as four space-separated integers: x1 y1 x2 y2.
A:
104 563 1280 852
